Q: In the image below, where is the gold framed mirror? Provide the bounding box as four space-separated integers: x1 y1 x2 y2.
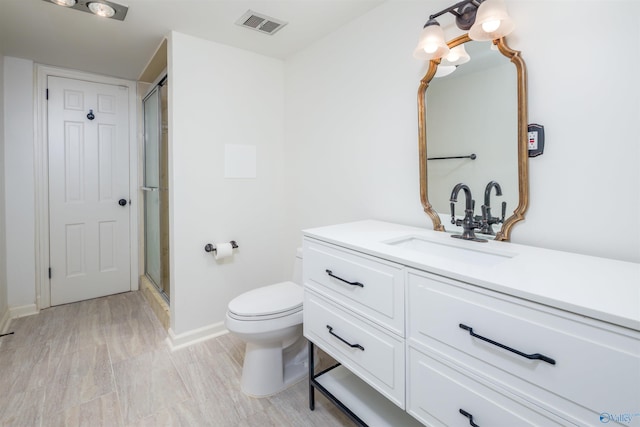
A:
418 34 528 241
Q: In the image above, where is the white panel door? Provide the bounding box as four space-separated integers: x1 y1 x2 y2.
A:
48 76 131 305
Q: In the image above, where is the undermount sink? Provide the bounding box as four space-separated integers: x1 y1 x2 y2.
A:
384 235 516 267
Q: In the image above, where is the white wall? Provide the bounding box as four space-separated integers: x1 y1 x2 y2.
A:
168 32 287 336
0 53 8 321
3 57 36 308
284 0 640 264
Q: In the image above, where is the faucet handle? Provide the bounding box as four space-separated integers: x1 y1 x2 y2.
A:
450 201 456 224
481 205 488 222
500 201 507 222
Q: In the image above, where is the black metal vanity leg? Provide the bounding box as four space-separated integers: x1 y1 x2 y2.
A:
308 341 315 410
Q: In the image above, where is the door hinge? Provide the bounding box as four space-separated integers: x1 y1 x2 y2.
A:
46 88 49 100
48 267 52 279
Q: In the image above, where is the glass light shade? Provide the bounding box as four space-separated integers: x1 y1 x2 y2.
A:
50 0 77 6
413 22 450 60
88 2 115 17
434 65 457 78
468 0 515 41
482 19 501 33
441 45 470 66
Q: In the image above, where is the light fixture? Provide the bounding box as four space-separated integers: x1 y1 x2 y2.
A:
441 45 471 66
413 0 515 60
469 0 515 41
42 0 128 21
434 65 458 78
50 0 77 6
413 19 450 60
88 1 115 18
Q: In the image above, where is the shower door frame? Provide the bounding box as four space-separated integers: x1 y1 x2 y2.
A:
142 75 170 302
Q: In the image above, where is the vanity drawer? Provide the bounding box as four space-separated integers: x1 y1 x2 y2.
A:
407 347 569 426
303 239 404 335
304 290 405 408
407 270 640 415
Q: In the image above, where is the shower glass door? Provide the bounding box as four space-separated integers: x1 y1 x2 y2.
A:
143 78 169 301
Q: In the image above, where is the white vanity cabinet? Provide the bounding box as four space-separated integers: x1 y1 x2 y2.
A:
406 269 640 426
407 347 567 426
302 220 640 427
303 238 417 425
304 291 405 406
303 240 405 335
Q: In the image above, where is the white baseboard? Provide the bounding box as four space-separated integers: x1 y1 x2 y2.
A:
0 307 11 334
9 304 39 319
166 322 228 351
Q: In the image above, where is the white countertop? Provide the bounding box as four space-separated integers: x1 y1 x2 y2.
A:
303 220 640 331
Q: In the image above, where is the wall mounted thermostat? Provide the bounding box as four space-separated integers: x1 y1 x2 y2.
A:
528 123 545 157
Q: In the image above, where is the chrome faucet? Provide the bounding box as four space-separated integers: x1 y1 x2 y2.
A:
479 181 506 235
450 183 487 242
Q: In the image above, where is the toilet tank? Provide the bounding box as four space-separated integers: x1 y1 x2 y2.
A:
293 248 303 285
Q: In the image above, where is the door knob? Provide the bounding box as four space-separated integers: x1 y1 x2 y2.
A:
118 199 128 206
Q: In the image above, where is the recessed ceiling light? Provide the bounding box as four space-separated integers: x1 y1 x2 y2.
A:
42 0 128 21
50 0 77 6
88 2 115 18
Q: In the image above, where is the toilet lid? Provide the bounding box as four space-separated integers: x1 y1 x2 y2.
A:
228 281 303 318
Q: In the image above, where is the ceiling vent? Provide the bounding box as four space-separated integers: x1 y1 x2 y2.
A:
235 10 287 35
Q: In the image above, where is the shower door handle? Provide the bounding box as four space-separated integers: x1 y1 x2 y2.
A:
141 187 159 192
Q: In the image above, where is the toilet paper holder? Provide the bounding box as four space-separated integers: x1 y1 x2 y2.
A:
204 241 239 253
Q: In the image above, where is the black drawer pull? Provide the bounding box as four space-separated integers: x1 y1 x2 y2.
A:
459 409 480 427
326 325 364 351
459 324 556 365
325 269 364 287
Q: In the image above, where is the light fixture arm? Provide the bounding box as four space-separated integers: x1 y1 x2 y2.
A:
425 0 483 30
428 0 480 21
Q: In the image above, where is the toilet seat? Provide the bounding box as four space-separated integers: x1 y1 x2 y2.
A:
228 281 303 321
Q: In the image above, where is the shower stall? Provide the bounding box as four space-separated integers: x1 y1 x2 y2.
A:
142 76 170 302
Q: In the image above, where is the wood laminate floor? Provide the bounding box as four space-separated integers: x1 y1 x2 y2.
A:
0 291 352 427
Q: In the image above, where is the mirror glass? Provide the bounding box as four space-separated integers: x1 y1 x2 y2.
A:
418 36 528 241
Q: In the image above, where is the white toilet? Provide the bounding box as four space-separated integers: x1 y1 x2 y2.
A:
225 249 307 397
